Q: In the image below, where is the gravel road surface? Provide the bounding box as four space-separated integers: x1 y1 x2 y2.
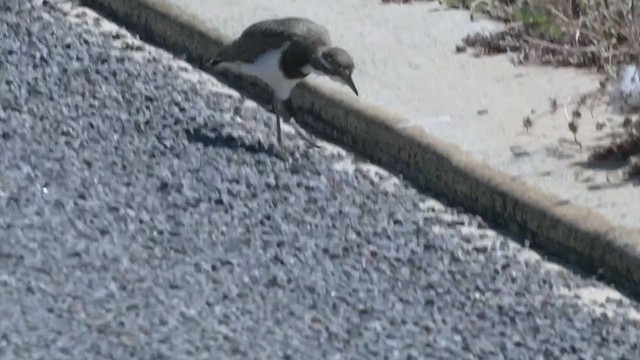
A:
1 2 640 359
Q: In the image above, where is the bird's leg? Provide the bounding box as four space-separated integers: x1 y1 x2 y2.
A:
282 98 294 124
271 97 319 157
272 96 283 147
270 96 289 165
282 99 321 149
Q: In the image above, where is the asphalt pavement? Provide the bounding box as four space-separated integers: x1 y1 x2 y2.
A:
1 2 640 359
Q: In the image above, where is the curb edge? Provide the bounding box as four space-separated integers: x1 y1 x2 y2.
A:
82 0 640 292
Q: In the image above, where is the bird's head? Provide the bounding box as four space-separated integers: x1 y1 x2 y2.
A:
308 47 358 96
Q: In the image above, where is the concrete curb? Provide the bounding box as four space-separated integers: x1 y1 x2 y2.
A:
81 0 640 291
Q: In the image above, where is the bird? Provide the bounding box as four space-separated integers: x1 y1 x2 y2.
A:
206 17 359 150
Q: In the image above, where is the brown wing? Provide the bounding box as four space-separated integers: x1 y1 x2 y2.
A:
213 17 332 64
243 17 332 45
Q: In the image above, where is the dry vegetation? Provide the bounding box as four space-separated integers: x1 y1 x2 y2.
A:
384 0 640 176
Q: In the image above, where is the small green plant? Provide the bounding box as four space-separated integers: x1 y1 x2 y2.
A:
389 0 640 172
456 0 640 170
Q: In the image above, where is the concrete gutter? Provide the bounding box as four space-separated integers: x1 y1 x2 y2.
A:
81 0 640 292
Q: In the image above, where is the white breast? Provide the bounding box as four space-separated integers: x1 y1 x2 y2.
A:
218 41 301 101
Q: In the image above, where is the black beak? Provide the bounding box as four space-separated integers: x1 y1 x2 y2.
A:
206 58 221 68
346 75 358 96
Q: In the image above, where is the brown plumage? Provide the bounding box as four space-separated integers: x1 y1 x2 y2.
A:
207 17 358 151
211 17 332 76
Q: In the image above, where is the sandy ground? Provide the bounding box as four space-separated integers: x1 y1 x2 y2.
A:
164 0 638 229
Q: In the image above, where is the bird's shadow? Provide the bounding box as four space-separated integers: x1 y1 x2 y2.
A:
184 127 284 160
572 159 629 171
